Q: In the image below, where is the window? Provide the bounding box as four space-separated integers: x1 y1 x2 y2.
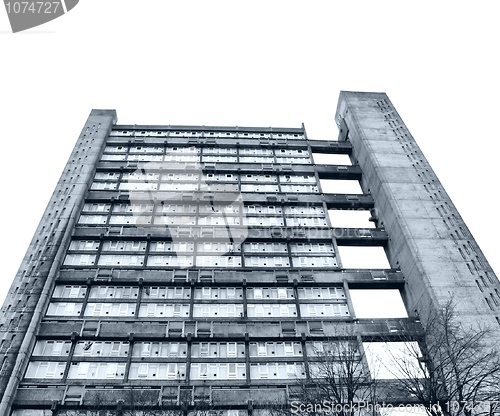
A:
249 342 302 357
159 182 198 191
46 302 81 316
275 156 311 164
32 340 72 356
191 342 245 358
88 286 139 299
297 287 345 300
166 145 199 153
90 182 118 191
199 203 240 215
101 240 147 252
285 217 328 227
94 174 121 185
67 362 126 379
190 363 246 380
198 216 241 226
150 241 195 253
138 304 190 318
193 304 244 318
194 287 243 299
63 254 96 266
284 206 324 216
199 242 216 253
129 145 163 154
79 345 106 366
276 288 293 299
299 303 350 317
258 343 268 357
157 204 197 214
244 256 290 268
123 171 160 180
241 184 279 193
249 363 305 380
243 242 287 253
128 363 186 379
245 205 281 215
239 156 274 163
154 214 196 225
164 154 200 162
247 287 294 299
84 303 135 317
291 256 338 268
109 215 143 225
275 148 307 157
279 174 316 184
240 174 277 183
203 147 237 155
112 203 154 214
306 340 361 359
203 154 239 163
104 145 128 153
252 288 263 299
82 203 111 213
119 182 158 191
246 216 284 226
97 255 144 267
137 363 148 378
195 256 242 268
12 410 53 416
146 255 194 267
280 184 319 193
25 362 66 379
247 304 297 317
240 148 273 156
68 240 100 251
101 154 126 161
290 243 334 254
52 285 87 298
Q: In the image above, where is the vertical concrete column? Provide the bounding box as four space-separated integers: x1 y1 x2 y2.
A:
335 92 500 334
0 110 117 413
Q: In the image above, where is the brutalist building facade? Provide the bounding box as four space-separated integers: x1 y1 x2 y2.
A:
1 92 499 415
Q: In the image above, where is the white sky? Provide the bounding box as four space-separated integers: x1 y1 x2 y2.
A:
364 341 424 380
1 1 499 306
350 289 408 319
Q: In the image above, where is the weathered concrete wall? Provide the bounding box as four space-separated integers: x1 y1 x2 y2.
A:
335 91 500 332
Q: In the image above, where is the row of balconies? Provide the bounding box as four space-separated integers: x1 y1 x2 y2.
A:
84 191 374 209
13 382 418 411
95 161 361 179
56 268 404 287
38 318 420 340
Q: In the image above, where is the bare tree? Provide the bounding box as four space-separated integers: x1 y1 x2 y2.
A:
267 336 377 416
375 300 500 416
55 389 226 416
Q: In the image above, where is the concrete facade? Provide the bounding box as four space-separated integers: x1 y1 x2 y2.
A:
0 95 498 415
335 91 500 331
